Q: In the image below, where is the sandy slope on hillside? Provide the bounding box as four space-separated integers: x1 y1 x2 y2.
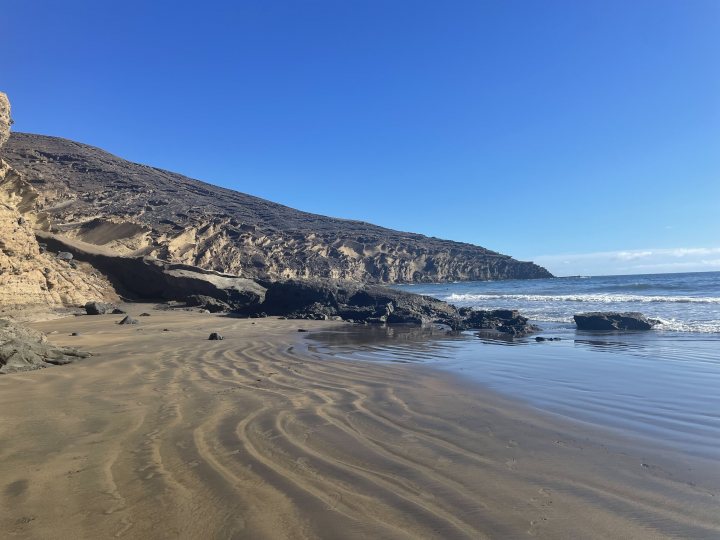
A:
0 310 718 539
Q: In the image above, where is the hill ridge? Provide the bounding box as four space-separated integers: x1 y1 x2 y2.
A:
4 132 552 283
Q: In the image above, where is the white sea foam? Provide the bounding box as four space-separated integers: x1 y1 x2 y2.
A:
445 293 720 304
650 318 720 334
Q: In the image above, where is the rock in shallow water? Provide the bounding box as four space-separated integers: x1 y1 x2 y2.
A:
573 312 655 331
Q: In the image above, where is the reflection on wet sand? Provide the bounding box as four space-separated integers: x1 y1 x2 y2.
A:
310 322 720 461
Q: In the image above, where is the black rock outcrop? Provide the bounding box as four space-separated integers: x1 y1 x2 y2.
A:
186 295 232 313
458 308 539 337
85 301 115 315
253 278 459 325
574 312 655 331
241 278 539 336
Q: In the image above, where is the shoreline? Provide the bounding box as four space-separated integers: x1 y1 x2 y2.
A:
306 321 720 462
1 307 718 538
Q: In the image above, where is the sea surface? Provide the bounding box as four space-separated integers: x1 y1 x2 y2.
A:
310 272 720 460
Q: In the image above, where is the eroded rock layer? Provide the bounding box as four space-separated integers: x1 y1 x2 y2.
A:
4 133 552 284
0 93 10 150
0 159 118 308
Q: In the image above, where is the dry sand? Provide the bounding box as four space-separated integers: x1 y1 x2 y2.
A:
0 307 718 539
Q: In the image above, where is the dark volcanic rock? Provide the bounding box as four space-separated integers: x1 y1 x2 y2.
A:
1 318 90 374
255 278 460 327
5 133 553 284
186 295 232 313
458 308 539 337
119 315 139 325
85 301 114 315
574 312 655 331
246 278 539 336
208 332 223 340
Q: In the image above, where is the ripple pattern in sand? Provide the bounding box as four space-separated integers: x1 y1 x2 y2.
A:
1 311 718 539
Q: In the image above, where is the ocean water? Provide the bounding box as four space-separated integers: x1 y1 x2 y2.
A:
398 271 720 333
310 272 720 459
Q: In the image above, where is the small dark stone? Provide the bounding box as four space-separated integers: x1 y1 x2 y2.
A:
297 329 308 333
56 251 73 261
139 313 151 317
70 332 79 336
535 336 547 342
119 316 139 325
208 332 223 340
111 308 126 314
162 328 170 332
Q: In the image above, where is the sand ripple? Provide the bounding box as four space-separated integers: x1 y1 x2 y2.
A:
0 310 718 539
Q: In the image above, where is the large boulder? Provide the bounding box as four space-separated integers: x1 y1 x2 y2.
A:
85 301 115 315
0 92 10 151
1 318 90 374
574 312 655 331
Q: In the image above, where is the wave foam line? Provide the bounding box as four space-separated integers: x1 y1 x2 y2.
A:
445 293 720 304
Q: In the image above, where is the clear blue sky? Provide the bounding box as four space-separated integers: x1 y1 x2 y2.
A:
2 1 719 275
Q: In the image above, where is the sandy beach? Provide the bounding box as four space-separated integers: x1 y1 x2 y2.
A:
1 307 718 539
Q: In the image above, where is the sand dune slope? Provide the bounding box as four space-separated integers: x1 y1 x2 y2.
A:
0 310 717 539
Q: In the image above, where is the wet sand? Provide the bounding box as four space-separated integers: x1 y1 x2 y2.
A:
0 308 718 539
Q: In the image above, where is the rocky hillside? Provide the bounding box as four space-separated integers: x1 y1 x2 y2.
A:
3 133 552 283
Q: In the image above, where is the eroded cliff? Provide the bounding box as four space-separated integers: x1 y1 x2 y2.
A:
4 133 552 284
0 96 118 309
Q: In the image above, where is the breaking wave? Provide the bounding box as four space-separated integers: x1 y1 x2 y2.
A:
445 293 720 305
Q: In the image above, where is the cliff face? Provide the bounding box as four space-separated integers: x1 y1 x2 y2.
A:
0 98 117 309
0 93 10 149
3 133 552 284
0 160 118 308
